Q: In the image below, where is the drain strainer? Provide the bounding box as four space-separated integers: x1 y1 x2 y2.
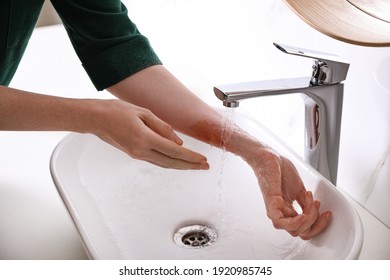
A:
174 225 217 249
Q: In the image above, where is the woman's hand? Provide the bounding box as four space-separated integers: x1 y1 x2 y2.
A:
93 99 209 170
0 86 205 170
246 147 332 240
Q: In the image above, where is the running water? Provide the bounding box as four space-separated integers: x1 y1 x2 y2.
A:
216 108 236 221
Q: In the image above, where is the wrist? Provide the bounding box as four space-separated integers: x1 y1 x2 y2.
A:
80 99 117 136
223 128 269 161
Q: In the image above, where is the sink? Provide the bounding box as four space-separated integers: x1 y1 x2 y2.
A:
50 110 363 259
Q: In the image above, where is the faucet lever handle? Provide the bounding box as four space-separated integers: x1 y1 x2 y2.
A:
274 43 350 85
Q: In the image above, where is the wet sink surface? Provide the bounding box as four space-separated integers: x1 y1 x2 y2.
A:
50 111 363 259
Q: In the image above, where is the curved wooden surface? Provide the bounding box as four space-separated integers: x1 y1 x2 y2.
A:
348 0 390 23
284 0 390 47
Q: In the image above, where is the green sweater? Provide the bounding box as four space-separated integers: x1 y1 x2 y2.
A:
0 0 162 90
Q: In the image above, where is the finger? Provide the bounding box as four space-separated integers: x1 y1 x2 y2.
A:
148 131 208 164
302 192 318 217
140 111 208 164
100 126 208 169
293 192 320 234
295 188 308 209
299 211 332 240
268 208 307 233
142 149 210 170
282 204 299 217
140 110 183 145
277 215 308 237
265 196 304 231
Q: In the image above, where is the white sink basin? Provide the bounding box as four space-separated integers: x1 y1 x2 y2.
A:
50 111 363 259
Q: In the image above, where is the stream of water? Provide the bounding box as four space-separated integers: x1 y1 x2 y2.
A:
216 108 236 222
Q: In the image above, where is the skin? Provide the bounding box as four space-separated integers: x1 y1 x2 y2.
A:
0 64 332 239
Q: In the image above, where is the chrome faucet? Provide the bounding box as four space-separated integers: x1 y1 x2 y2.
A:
214 43 350 185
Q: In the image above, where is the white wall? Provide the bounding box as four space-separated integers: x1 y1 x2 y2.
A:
36 0 61 27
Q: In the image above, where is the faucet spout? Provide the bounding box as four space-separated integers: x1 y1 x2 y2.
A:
213 43 349 185
214 76 312 105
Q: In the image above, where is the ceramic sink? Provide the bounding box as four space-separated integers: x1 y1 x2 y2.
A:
50 111 363 259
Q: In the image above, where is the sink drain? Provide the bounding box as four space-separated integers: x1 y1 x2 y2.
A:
174 225 217 249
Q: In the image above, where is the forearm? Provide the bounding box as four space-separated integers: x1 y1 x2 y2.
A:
0 85 96 133
107 65 266 159
0 85 208 169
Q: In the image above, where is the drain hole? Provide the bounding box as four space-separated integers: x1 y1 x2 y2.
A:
174 225 217 249
182 231 211 248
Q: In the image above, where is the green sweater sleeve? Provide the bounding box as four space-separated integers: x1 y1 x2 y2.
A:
0 0 45 86
50 0 162 90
